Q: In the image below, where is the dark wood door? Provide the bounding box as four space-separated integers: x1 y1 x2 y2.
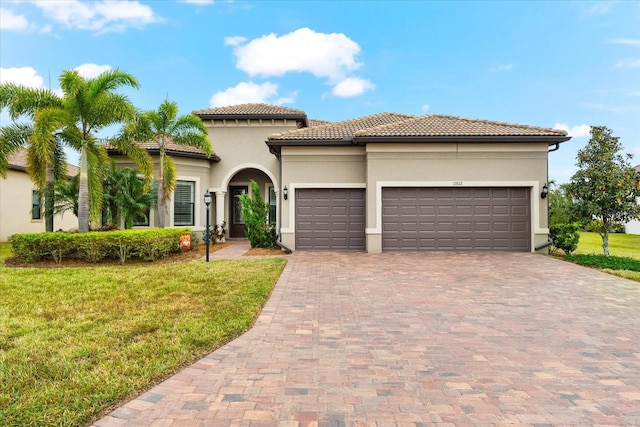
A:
229 186 248 238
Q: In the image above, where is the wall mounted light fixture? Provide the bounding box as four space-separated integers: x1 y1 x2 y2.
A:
283 186 288 200
541 184 549 199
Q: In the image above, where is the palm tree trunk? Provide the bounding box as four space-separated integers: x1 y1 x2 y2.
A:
45 166 55 232
157 152 165 228
77 147 90 233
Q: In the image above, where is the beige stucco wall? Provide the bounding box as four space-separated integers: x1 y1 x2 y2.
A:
277 141 549 252
279 145 367 249
365 142 550 253
0 170 78 241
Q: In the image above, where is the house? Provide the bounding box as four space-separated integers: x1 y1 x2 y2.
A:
624 164 640 235
110 103 571 253
0 148 79 241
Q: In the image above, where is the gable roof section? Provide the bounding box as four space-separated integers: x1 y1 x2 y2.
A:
193 103 308 126
267 113 570 155
7 147 79 177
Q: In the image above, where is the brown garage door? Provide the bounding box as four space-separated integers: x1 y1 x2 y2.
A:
382 187 530 251
296 188 365 250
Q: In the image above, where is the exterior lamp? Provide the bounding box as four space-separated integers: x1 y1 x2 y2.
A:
283 186 288 200
541 184 549 199
203 192 212 262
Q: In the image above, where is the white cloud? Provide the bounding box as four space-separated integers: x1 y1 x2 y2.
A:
332 77 374 98
553 123 591 137
32 0 162 33
609 38 640 47
615 58 640 68
210 81 283 107
224 36 247 47
489 63 513 72
229 27 363 82
74 63 112 78
421 104 430 112
0 7 29 30
582 1 617 17
0 67 45 88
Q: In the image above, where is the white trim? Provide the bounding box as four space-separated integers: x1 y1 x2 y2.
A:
214 163 279 193
368 181 544 252
281 182 367 234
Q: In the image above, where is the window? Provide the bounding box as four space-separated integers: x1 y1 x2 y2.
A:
268 186 276 224
32 190 42 220
133 209 150 227
174 180 195 226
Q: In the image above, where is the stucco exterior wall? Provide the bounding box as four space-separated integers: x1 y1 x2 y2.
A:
279 145 367 249
0 170 78 241
364 142 550 252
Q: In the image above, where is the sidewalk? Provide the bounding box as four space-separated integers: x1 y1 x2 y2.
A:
207 240 252 259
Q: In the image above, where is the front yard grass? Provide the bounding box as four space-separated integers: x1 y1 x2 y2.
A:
0 247 286 426
558 232 640 282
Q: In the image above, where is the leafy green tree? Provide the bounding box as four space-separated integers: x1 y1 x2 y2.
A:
568 126 640 256
548 181 577 225
127 99 212 228
239 180 277 248
0 86 69 232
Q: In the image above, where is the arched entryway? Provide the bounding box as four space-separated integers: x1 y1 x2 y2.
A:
212 166 279 239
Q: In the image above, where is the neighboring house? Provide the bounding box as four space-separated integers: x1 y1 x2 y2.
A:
624 164 640 235
110 103 571 253
0 148 79 241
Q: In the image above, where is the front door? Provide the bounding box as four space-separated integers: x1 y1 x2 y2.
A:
229 186 248 238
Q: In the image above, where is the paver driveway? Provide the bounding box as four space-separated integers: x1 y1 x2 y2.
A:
95 252 640 426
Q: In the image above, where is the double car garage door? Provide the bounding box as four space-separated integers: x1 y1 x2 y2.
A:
295 187 531 251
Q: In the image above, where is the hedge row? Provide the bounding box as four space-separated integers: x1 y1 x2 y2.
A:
9 228 192 264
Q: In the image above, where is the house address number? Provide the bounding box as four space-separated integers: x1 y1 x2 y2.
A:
453 181 463 186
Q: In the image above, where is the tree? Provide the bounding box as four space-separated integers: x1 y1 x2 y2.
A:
239 180 277 248
102 164 157 229
0 86 69 232
129 99 212 228
568 126 640 256
26 69 153 232
52 174 79 219
548 181 577 225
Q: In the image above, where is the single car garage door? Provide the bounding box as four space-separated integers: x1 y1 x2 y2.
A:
296 188 365 250
382 187 530 251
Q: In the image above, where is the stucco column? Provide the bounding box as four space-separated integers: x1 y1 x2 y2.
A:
215 191 226 228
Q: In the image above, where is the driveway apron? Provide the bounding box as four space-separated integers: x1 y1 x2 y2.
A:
94 252 640 426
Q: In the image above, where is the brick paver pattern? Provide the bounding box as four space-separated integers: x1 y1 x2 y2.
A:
94 252 640 426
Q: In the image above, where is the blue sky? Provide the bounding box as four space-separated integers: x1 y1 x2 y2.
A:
1 0 639 183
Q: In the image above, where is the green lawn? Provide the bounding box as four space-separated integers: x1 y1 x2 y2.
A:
0 243 286 426
564 232 640 282
574 231 640 260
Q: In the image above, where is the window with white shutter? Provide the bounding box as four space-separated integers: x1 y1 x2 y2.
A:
174 181 195 226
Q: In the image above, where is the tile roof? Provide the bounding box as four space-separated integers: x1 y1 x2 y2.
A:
308 118 332 127
268 113 415 141
355 115 569 138
7 147 79 176
193 103 307 117
104 140 218 161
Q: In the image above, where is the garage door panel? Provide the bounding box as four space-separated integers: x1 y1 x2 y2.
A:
296 189 365 250
383 187 530 252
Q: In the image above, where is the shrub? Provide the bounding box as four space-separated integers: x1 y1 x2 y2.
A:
550 223 580 255
564 254 640 271
239 180 277 248
9 228 189 264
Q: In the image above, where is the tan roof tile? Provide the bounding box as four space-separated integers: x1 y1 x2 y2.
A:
7 147 79 176
268 112 415 141
355 114 569 138
193 103 307 117
309 118 332 127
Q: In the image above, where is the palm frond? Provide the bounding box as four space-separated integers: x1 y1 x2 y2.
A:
162 156 177 201
0 122 32 177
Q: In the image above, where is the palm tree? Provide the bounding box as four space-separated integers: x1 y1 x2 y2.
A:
28 69 153 232
53 174 79 218
0 86 68 232
132 99 212 228
102 164 157 228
